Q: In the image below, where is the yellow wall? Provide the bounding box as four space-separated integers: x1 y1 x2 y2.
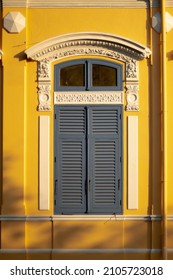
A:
1 5 173 260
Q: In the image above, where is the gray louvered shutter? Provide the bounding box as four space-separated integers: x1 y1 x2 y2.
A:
54 106 86 214
88 106 122 214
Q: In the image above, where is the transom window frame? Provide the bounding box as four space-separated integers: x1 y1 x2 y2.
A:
54 59 123 92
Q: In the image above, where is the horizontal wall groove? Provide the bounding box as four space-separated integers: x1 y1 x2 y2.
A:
0 248 163 253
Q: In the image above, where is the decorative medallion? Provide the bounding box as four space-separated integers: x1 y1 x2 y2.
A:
126 85 139 111
3 12 26 33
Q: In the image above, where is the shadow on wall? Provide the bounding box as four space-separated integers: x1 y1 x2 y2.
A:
52 218 162 260
1 155 26 215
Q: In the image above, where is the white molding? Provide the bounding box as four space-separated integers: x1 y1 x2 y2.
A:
2 0 27 7
39 116 50 210
0 50 2 60
1 0 163 8
0 215 163 221
128 116 138 209
54 91 124 105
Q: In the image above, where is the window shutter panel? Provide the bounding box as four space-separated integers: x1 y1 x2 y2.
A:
88 106 122 214
54 106 86 214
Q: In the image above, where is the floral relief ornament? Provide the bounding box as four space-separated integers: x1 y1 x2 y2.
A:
55 92 123 104
38 60 50 80
38 84 51 111
126 85 139 111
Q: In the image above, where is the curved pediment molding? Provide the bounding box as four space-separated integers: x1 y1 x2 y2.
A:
25 32 151 61
0 50 2 60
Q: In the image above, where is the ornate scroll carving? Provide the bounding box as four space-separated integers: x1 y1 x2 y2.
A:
126 84 139 111
38 60 50 80
37 60 51 111
126 60 138 80
54 91 123 104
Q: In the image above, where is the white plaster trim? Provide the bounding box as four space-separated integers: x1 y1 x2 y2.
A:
0 215 162 221
0 50 2 60
39 116 50 210
128 116 138 209
1 0 162 8
54 91 124 105
52 215 162 221
25 32 151 61
2 0 27 7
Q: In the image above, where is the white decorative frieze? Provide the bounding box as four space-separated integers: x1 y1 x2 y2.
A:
126 84 139 111
55 91 124 105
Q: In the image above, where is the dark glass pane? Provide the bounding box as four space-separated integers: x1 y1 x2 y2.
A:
60 64 85 86
92 64 117 87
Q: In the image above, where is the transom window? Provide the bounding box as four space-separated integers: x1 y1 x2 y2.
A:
54 59 122 91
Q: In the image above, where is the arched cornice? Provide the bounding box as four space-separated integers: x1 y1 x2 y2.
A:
25 32 151 112
25 32 151 61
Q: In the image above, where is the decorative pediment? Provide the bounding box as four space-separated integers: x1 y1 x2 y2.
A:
0 50 2 60
25 32 151 111
25 32 151 62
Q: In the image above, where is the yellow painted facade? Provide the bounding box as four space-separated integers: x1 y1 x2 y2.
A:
0 0 173 260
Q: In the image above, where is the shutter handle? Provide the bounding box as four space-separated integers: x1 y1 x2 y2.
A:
89 180 91 192
55 179 58 195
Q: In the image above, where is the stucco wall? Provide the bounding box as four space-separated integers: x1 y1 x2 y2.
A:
1 3 173 259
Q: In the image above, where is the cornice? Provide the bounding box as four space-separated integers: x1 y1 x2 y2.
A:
2 0 27 7
1 0 168 9
0 50 2 59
